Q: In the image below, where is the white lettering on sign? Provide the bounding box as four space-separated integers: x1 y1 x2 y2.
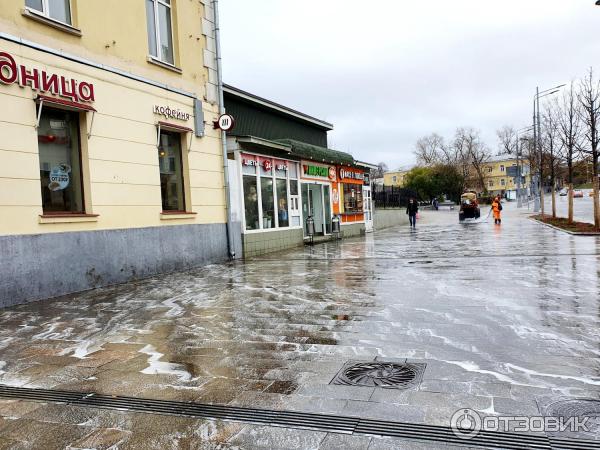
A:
0 51 95 102
276 164 288 171
339 168 365 181
242 158 258 166
153 105 191 121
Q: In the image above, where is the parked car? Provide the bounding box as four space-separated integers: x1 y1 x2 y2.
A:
559 188 568 196
573 190 584 198
459 192 481 221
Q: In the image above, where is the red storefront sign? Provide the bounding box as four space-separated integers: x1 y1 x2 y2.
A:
0 51 95 103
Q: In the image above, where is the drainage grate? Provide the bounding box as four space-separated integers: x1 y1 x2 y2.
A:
0 385 598 450
331 361 426 389
543 398 600 421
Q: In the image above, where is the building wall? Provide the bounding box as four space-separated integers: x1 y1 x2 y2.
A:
242 228 304 258
383 171 408 187
0 40 225 235
225 94 329 147
373 208 409 230
484 158 531 194
0 223 229 308
341 222 365 238
0 1 229 305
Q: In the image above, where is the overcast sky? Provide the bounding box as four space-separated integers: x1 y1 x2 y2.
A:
219 0 600 169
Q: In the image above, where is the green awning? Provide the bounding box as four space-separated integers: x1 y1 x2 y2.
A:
275 139 354 166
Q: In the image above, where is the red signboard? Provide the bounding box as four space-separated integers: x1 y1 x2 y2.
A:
0 51 95 103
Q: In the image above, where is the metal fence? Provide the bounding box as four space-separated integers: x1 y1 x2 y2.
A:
373 185 418 209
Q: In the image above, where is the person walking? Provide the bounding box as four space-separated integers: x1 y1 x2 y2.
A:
491 196 502 225
407 198 419 229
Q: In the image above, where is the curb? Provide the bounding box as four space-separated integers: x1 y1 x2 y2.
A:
529 217 600 236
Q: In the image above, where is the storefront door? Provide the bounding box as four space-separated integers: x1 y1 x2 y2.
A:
301 183 330 237
363 185 373 232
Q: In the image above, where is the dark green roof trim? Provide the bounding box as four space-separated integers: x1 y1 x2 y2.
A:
276 139 354 165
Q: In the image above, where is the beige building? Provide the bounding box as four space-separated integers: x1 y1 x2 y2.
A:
483 154 532 198
0 0 232 306
383 167 411 187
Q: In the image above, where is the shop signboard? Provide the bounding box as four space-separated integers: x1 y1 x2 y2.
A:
0 50 95 103
301 160 336 181
338 167 365 184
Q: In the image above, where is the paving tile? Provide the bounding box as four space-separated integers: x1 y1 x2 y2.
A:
228 425 327 450
318 433 371 449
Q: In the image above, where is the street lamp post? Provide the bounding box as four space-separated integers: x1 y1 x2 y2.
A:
515 126 533 208
532 85 565 214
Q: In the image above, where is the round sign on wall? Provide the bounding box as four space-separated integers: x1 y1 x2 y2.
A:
217 114 235 131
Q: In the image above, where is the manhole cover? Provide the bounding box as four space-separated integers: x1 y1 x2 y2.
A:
544 398 600 434
331 361 426 389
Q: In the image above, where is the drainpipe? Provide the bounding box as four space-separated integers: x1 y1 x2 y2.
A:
212 0 235 259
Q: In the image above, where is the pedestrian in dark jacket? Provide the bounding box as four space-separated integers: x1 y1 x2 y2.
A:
406 198 418 229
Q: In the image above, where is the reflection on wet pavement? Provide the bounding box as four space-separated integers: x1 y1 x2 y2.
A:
1 204 599 447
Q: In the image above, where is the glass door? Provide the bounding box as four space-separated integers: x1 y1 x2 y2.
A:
323 185 332 234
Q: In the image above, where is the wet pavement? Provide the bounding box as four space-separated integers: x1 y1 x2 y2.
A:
0 203 599 449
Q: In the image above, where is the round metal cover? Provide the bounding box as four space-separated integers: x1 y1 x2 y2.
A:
335 362 422 388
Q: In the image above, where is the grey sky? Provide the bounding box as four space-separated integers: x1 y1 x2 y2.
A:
219 0 600 169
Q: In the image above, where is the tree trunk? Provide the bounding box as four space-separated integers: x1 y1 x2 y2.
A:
568 183 574 224
551 182 556 218
540 182 545 216
594 170 600 230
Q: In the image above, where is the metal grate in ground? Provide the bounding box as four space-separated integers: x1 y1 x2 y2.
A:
1 385 599 449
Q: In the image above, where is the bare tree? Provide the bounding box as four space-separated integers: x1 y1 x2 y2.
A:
556 82 582 224
497 125 518 155
414 133 445 165
372 162 389 179
541 104 563 218
453 127 491 193
577 68 600 229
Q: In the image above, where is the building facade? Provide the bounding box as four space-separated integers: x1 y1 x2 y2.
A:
224 85 373 257
484 155 532 198
0 0 230 306
383 168 411 187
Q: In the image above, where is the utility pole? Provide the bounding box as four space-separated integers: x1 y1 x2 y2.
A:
537 87 545 216
533 92 540 212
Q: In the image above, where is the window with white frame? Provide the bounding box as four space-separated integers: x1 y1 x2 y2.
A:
501 179 506 186
500 165 505 172
240 154 299 231
26 0 72 24
146 0 175 65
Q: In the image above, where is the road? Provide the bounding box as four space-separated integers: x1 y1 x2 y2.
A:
0 203 599 449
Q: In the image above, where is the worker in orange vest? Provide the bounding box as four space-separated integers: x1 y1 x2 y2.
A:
491 196 503 225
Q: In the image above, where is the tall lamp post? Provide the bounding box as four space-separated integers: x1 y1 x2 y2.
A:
515 126 533 208
533 85 565 213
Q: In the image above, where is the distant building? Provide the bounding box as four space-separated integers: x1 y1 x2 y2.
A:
383 166 413 187
483 154 532 198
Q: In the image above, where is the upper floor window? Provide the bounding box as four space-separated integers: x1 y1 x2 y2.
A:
500 165 505 172
26 0 71 25
146 0 174 65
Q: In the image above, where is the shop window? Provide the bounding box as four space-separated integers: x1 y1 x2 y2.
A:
342 184 363 213
26 0 72 24
289 179 300 227
158 131 185 211
38 108 84 214
260 177 275 229
241 155 299 231
276 179 289 227
243 175 259 230
146 0 174 65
